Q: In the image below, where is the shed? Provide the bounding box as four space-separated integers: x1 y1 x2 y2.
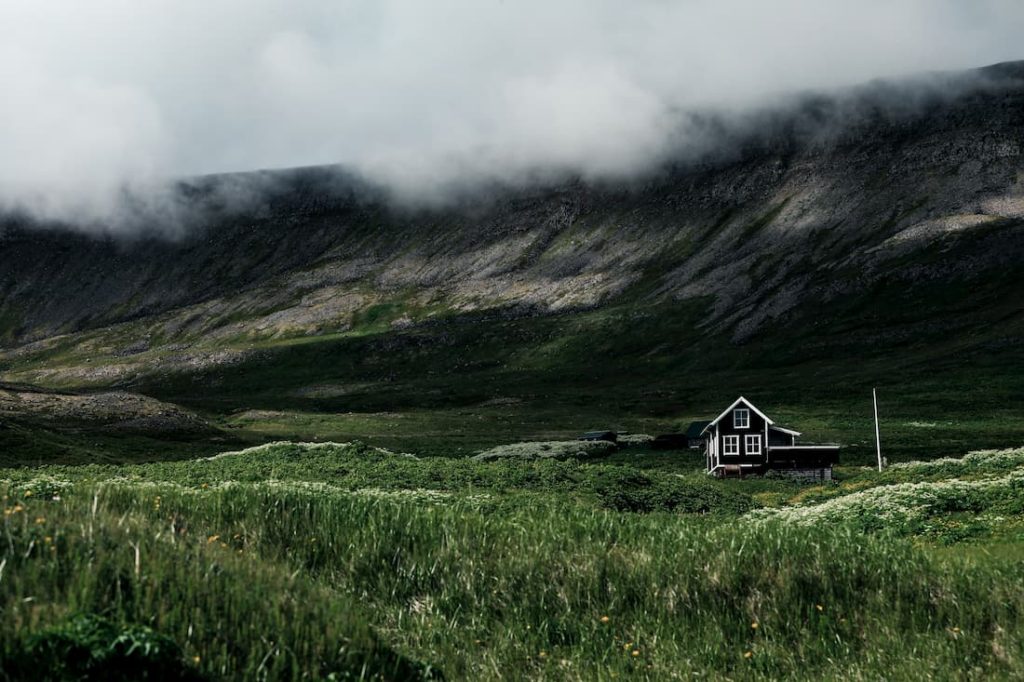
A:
578 430 618 444
684 420 712 448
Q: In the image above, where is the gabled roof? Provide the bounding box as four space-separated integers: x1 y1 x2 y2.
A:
684 420 712 439
701 396 774 434
769 425 802 437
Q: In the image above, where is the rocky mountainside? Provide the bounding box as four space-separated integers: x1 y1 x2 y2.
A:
1 61 1023 386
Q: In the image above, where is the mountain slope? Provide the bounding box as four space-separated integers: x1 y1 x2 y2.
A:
1 63 1022 351
1 62 1024 464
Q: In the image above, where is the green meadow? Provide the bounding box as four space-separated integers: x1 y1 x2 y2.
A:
2 442 1024 680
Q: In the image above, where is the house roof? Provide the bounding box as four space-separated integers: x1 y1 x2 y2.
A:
684 420 712 439
702 396 774 434
769 425 802 437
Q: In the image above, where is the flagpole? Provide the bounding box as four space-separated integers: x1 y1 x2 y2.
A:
873 388 883 472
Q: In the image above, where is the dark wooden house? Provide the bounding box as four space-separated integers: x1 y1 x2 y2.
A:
699 397 838 479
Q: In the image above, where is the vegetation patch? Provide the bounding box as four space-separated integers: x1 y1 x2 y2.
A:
2 475 1022 680
7 614 202 682
750 467 1024 541
0 482 440 681
472 439 616 461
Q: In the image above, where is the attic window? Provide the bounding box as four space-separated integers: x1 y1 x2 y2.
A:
734 408 750 428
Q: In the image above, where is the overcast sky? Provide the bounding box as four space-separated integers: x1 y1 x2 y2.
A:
1 0 1023 224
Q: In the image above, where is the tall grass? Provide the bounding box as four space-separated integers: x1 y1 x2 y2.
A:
0 484 437 681
4 479 1023 680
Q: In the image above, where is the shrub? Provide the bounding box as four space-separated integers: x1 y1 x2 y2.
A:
887 448 1024 479
588 468 757 514
473 440 617 461
750 470 1024 535
7 614 201 682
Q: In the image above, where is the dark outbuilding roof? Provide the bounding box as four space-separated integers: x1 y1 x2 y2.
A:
579 430 618 442
684 420 712 439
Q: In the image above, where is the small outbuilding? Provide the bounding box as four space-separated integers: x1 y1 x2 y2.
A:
684 420 712 448
578 430 618 444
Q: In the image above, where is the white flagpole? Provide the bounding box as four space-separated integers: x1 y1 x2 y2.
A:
873 388 883 472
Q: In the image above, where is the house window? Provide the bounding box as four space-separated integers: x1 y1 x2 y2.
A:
745 434 762 455
723 435 739 455
734 408 750 428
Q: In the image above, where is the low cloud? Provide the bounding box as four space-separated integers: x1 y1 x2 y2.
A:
0 0 1022 231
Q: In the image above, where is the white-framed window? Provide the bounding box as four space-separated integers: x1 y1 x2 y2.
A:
745 434 762 456
734 408 750 428
723 435 739 455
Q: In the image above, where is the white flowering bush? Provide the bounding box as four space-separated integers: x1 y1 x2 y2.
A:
749 469 1024 538
473 440 617 461
207 441 417 461
888 447 1024 477
5 476 73 501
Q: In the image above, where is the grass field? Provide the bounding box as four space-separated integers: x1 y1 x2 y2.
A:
2 442 1024 680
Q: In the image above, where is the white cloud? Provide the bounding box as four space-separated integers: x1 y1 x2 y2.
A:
0 0 1022 227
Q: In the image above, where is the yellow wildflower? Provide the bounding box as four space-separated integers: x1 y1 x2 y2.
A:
744 651 753 659
600 615 610 623
207 535 220 544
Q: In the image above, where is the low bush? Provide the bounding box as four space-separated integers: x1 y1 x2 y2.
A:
751 469 1024 535
588 468 756 514
887 447 1024 479
472 440 617 461
7 614 202 682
